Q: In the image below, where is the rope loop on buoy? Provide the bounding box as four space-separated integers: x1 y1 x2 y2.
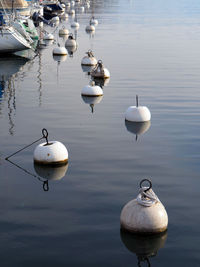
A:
42 128 49 145
137 179 160 207
87 49 94 57
5 128 50 160
68 33 74 39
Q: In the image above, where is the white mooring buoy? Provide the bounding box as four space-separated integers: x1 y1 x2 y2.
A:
51 16 60 23
120 179 168 234
65 33 77 47
71 1 75 6
69 9 75 15
33 129 68 166
43 32 54 40
90 16 98 25
81 81 103 97
85 21 95 32
125 95 151 122
71 21 79 28
59 26 69 35
53 44 68 56
90 60 110 79
81 50 97 66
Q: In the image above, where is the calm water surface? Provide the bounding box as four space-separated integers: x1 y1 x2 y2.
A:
0 0 200 266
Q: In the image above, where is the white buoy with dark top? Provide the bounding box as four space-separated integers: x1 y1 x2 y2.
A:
81 81 103 97
65 33 77 47
91 60 110 79
53 44 68 55
33 129 68 166
125 95 151 122
81 50 97 66
120 179 168 234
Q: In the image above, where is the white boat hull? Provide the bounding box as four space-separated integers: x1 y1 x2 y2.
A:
0 26 32 53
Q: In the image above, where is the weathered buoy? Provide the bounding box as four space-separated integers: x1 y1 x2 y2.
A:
65 33 77 47
59 26 69 35
69 9 75 15
81 95 103 113
43 32 54 40
90 16 98 25
53 45 68 55
120 179 168 234
71 21 79 28
34 162 68 181
85 22 95 32
125 95 151 122
33 129 68 166
120 229 167 266
81 50 97 66
90 60 110 79
81 81 103 97
125 120 151 141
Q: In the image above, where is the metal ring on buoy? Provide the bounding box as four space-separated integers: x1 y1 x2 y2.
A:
42 128 49 144
139 179 152 192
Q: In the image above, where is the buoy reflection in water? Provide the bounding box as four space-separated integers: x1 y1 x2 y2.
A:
120 229 167 266
81 95 103 113
125 120 151 141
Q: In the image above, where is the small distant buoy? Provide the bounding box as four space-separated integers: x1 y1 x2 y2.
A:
65 2 70 7
85 23 95 32
81 50 97 66
53 45 68 55
86 2 90 8
61 13 68 20
61 3 66 8
81 81 103 97
91 60 110 79
43 32 54 40
125 95 151 122
65 33 77 47
34 129 68 166
71 21 79 28
71 0 75 6
120 179 168 234
78 6 84 12
69 9 75 15
90 16 98 25
59 26 69 35
51 16 59 22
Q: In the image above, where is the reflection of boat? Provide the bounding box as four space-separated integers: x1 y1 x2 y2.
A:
125 120 151 141
0 55 29 134
81 95 103 113
120 229 167 266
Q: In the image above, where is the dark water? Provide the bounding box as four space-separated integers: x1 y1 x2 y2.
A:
0 0 200 266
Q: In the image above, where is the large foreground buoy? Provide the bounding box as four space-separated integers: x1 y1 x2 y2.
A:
125 95 151 122
120 179 168 234
90 60 110 79
81 50 97 66
34 129 68 166
81 81 103 96
65 33 77 47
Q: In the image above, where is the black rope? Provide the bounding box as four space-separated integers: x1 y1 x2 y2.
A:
5 128 49 160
